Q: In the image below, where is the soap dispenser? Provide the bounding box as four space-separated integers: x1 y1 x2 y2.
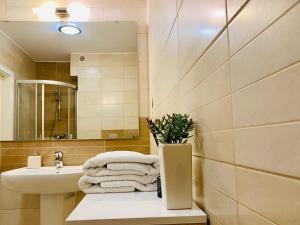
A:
27 152 41 169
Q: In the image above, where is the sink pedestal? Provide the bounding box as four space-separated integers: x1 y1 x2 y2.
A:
41 193 76 225
1 166 83 225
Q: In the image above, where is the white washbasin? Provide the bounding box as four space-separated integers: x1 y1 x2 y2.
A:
1 166 83 194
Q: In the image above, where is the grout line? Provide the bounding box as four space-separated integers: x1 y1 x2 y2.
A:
162 0 182 48
203 183 279 225
226 0 250 25
236 202 279 225
229 0 300 58
175 59 230 103
231 59 300 94
194 119 300 135
193 154 300 182
204 183 237 204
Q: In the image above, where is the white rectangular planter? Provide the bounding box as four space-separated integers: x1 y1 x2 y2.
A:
159 143 192 209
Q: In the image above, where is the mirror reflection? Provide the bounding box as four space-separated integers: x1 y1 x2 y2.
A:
0 21 139 141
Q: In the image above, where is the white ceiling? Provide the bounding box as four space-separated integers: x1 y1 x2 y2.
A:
0 21 137 62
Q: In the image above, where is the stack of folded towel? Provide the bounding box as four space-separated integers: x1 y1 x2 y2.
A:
78 151 160 194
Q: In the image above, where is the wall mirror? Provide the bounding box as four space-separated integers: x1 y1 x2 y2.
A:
0 21 139 141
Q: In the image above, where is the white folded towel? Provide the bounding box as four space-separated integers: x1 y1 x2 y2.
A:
79 175 157 193
84 185 135 194
107 162 159 176
82 151 159 174
79 151 160 194
85 167 145 177
101 181 157 192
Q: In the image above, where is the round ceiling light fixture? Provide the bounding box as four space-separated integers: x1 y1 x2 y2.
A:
58 23 81 35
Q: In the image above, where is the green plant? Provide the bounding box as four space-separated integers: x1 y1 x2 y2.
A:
147 113 196 144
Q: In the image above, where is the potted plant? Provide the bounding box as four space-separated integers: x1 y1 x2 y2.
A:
147 113 196 209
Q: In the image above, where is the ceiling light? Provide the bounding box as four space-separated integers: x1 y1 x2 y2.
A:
32 2 58 21
58 23 81 35
67 3 90 21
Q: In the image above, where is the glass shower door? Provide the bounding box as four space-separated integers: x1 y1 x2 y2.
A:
17 83 36 140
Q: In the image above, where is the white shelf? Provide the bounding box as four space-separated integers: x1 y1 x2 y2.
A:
66 192 207 225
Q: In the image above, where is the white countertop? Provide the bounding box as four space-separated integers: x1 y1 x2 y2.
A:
66 192 207 225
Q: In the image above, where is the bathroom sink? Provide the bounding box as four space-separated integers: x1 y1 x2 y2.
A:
1 166 83 194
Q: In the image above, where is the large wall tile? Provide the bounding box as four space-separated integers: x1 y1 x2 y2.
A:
235 122 300 178
199 130 234 163
180 62 231 113
238 204 277 225
0 183 39 210
203 159 236 199
177 0 226 76
204 185 238 225
237 167 300 225
229 0 296 55
195 96 233 132
232 62 300 127
0 0 5 20
230 2 300 90
0 209 40 225
179 30 229 99
159 0 177 45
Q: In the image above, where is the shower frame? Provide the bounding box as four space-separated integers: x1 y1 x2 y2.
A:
15 80 77 140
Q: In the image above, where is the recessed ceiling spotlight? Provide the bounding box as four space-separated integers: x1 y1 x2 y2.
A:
58 23 81 35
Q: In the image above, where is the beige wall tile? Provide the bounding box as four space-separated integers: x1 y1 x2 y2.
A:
238 204 277 225
0 209 40 225
0 0 5 20
195 96 233 132
199 130 235 163
229 0 296 55
0 183 39 210
180 62 231 113
148 1 300 225
192 179 204 208
179 30 229 98
177 0 226 75
204 185 238 225
192 156 203 182
232 62 300 127
235 122 300 179
160 21 180 100
159 0 177 45
138 33 149 62
203 159 236 199
237 167 300 225
230 3 300 90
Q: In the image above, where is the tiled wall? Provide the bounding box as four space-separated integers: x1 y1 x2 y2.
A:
0 117 150 225
71 53 139 139
0 31 35 80
0 1 149 224
148 1 300 225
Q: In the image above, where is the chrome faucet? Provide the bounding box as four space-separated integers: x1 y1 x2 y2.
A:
53 151 63 168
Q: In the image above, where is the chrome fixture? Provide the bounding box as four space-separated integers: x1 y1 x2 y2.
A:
53 151 63 169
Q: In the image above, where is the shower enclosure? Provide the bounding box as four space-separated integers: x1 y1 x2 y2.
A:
15 80 77 140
